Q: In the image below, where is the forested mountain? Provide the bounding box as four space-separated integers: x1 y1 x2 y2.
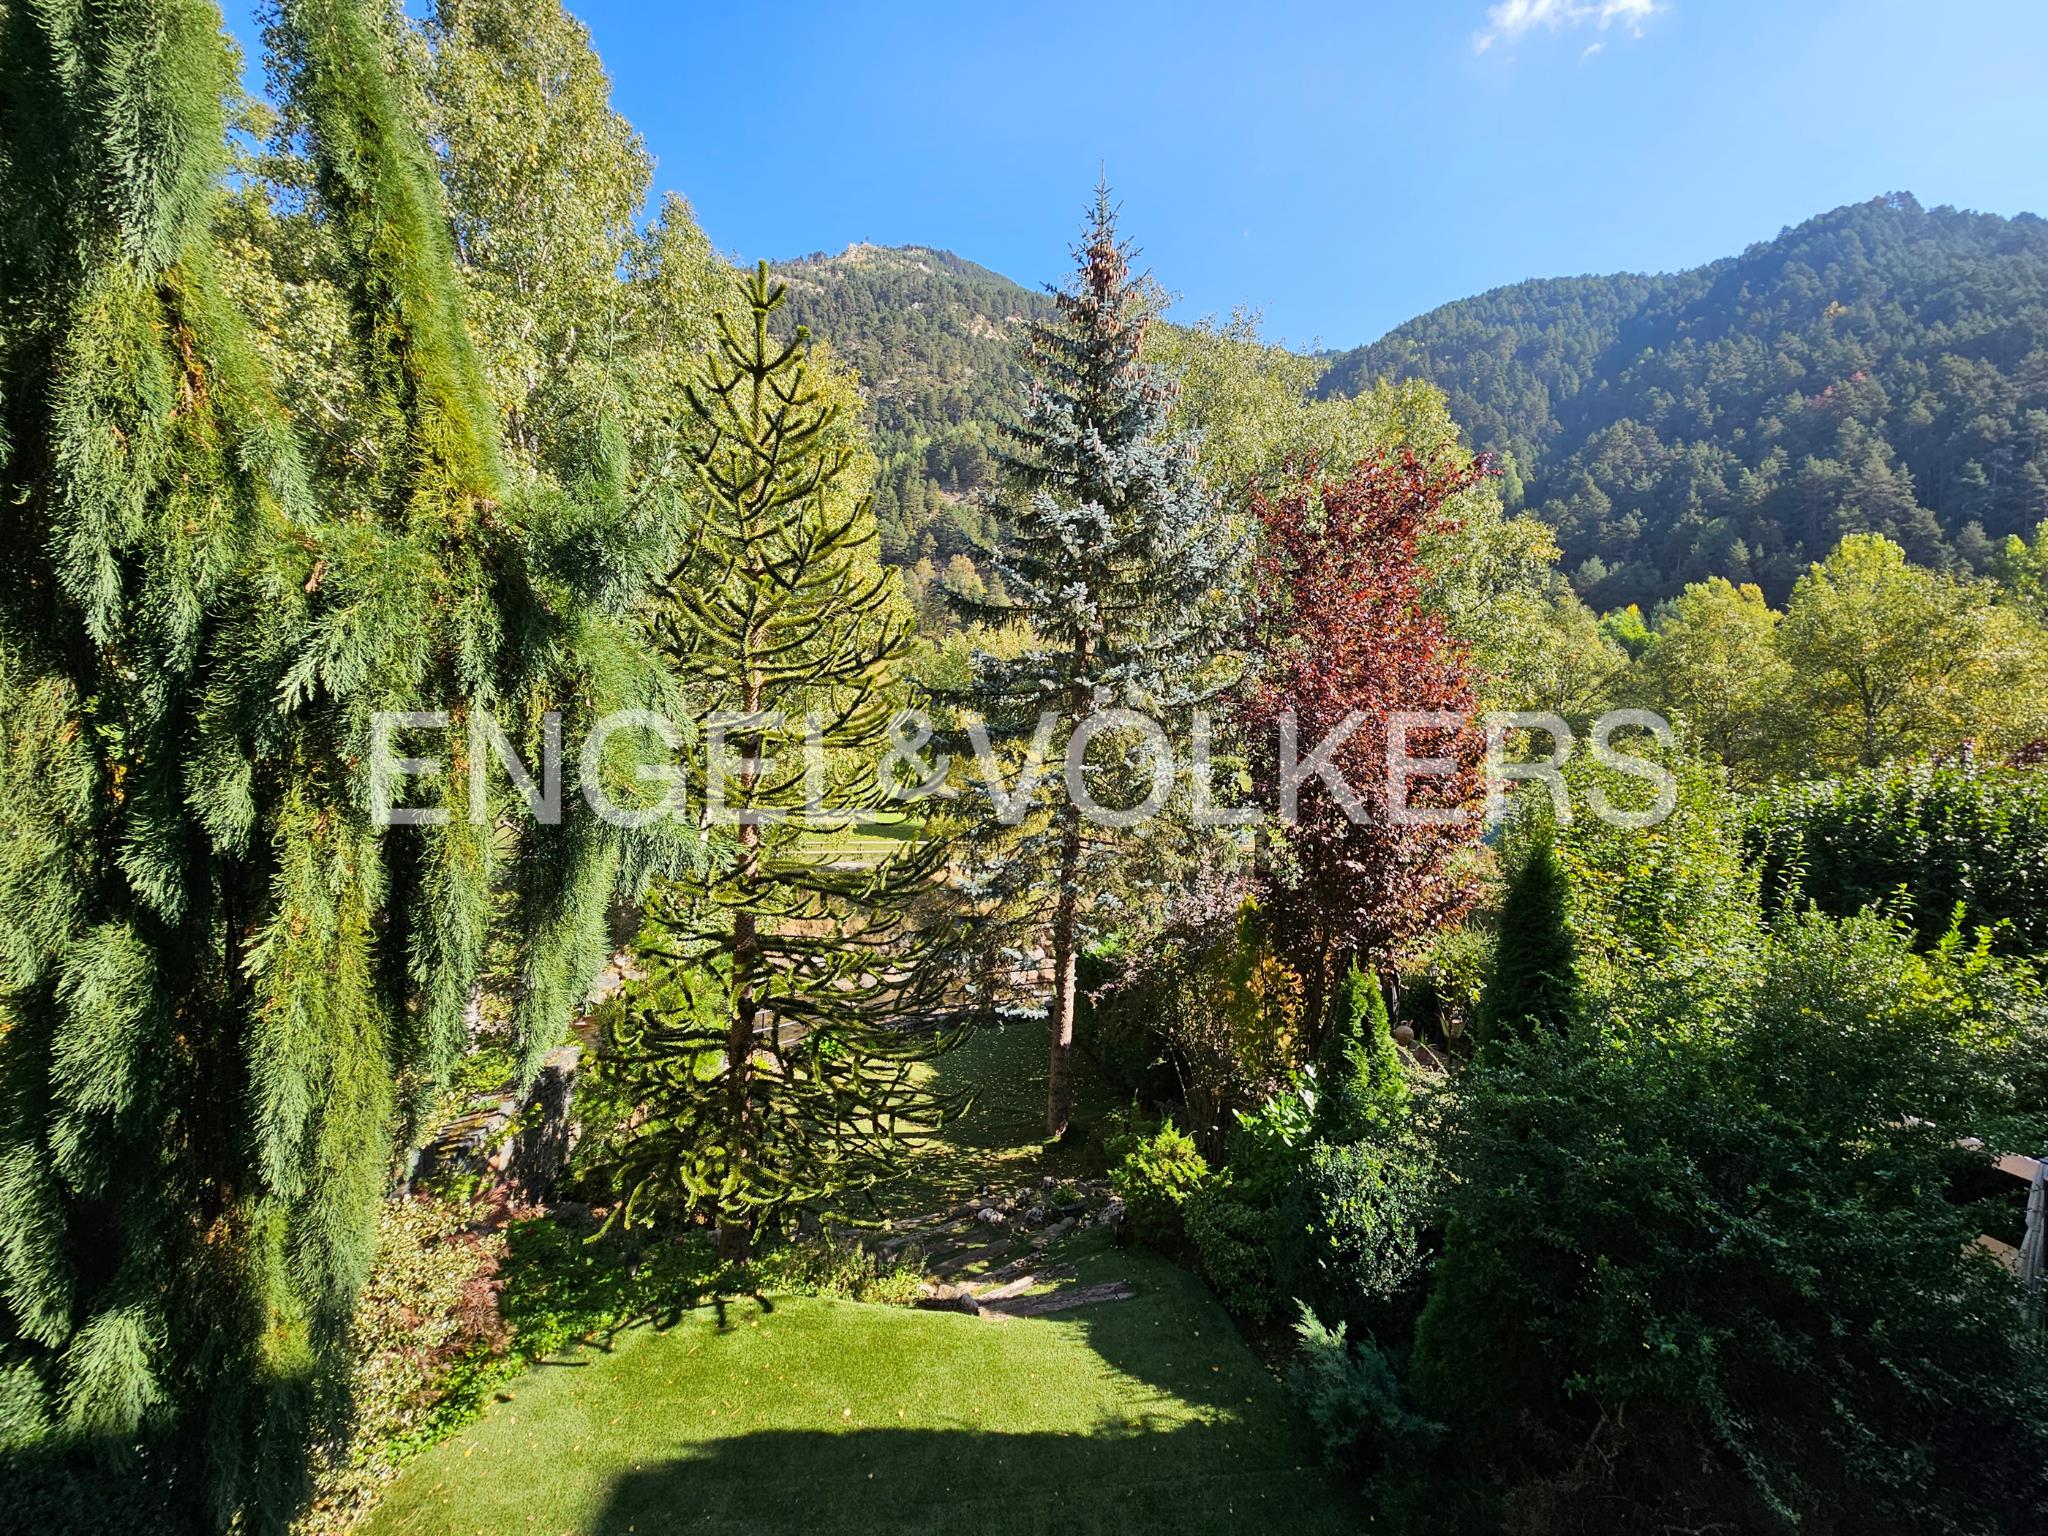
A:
783 197 2048 608
1321 195 2048 605
774 244 1054 564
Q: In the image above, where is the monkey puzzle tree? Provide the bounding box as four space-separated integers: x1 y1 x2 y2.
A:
0 1 668 1525
942 185 1241 1139
595 264 968 1258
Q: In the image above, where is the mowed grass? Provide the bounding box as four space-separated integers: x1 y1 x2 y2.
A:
362 1231 1357 1536
362 1025 1358 1536
867 1017 1121 1219
792 811 923 865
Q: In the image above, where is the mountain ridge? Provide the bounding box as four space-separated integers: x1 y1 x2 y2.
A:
773 193 2048 603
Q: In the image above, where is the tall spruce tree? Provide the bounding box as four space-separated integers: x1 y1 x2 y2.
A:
594 264 967 1259
944 186 1239 1138
0 1 669 1525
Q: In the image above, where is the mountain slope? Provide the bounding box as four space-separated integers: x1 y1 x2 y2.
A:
774 244 1054 564
1321 195 2048 604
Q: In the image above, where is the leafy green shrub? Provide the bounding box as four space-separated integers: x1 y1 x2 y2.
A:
1750 761 2048 956
1225 1074 1318 1202
1287 1303 1438 1474
1110 1118 1211 1249
749 1236 926 1304
1186 1182 1277 1319
1276 1134 1439 1338
1080 904 1307 1158
300 1196 510 1533
1188 1079 1321 1320
1551 753 1763 1019
1408 909 2048 1535
1082 1099 1160 1176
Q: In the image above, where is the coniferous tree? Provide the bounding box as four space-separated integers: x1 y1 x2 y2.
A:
594 265 967 1258
944 185 1240 1139
0 2 669 1524
1476 824 1580 1050
1315 960 1409 1141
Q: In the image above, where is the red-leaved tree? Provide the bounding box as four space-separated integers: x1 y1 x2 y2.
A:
1243 450 1494 1035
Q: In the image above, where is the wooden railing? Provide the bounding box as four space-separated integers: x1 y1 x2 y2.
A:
1975 1152 2045 1291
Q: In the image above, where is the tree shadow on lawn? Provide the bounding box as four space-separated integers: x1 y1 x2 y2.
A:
868 1021 1122 1219
586 1248 1352 1536
587 1420 1358 1536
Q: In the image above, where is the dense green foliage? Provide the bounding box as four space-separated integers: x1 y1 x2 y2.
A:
1626 534 2048 780
0 2 669 1524
1473 825 1578 1046
1409 911 2048 1535
1276 1136 1438 1339
1287 1305 1436 1476
1324 195 2048 605
1109 1119 1211 1250
411 0 725 481
1750 761 2048 955
1313 962 1407 1141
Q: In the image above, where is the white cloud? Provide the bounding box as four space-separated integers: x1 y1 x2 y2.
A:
1474 0 1661 55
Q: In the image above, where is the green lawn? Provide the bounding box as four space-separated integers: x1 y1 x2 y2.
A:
363 1025 1358 1536
792 811 923 865
864 1016 1121 1219
363 1232 1355 1536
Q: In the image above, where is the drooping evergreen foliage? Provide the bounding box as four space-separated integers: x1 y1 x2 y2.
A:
1474 821 1579 1047
1323 195 2048 605
940 185 1241 1138
592 264 967 1258
1749 761 2048 957
0 1 668 1523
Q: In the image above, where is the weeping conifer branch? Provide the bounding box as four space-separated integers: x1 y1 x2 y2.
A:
0 2 678 1525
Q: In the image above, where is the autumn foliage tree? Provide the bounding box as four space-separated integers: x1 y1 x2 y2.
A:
1243 451 1493 1033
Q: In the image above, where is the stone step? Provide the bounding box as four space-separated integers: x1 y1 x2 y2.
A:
978 1281 1136 1319
925 1238 1024 1277
972 1265 1076 1302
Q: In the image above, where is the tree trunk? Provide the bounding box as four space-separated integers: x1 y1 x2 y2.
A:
1046 809 1084 1141
717 1209 753 1262
1047 634 1095 1142
721 666 765 1261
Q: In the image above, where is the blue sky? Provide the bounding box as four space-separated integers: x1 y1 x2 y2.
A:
229 0 2048 348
